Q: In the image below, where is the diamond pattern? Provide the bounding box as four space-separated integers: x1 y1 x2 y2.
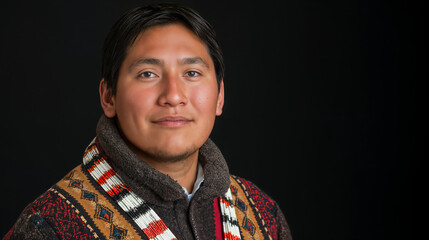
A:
94 204 113 223
110 224 128 240
235 197 247 212
68 179 83 189
230 185 238 195
242 217 256 235
81 190 98 202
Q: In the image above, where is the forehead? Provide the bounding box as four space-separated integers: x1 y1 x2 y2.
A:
124 23 212 64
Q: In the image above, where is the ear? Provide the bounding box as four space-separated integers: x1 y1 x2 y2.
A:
216 80 225 116
99 79 117 118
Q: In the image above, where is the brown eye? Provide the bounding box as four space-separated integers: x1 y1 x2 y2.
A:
185 71 201 77
140 71 156 78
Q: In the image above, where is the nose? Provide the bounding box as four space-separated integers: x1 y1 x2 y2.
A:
157 73 187 107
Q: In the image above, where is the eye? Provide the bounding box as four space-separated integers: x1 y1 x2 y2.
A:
139 71 157 79
185 71 201 78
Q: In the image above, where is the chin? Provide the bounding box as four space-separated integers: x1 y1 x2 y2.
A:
146 145 199 163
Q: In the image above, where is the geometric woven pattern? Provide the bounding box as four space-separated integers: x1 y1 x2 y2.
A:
68 179 83 189
110 224 128 240
22 189 96 239
81 190 98 202
235 197 247 212
61 169 130 239
232 191 258 238
242 217 256 236
231 175 279 240
83 141 177 240
235 176 278 239
94 204 113 223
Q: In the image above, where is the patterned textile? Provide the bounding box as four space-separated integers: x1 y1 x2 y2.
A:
3 167 287 240
3 136 291 240
56 165 144 239
19 188 95 240
229 176 281 240
2 164 144 240
234 176 279 239
83 140 180 240
219 188 241 240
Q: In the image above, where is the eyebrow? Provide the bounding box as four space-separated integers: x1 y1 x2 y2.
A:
128 57 210 72
179 57 210 69
129 57 162 72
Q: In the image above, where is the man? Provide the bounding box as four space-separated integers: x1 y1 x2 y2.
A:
3 3 292 240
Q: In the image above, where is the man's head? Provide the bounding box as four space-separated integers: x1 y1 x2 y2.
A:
101 3 224 95
99 3 225 163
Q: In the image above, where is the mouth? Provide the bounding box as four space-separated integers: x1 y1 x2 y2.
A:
152 116 192 128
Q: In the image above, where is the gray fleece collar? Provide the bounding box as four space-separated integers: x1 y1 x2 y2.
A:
95 115 230 205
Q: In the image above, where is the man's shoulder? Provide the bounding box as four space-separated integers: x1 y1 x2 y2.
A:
5 164 148 240
228 175 284 239
4 164 98 240
18 164 91 222
229 175 278 208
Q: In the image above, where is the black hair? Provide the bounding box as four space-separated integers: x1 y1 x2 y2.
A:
101 3 224 94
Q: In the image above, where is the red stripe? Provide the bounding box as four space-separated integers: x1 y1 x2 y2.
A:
83 145 97 158
220 197 231 207
87 157 104 173
96 168 116 185
106 184 130 196
224 232 241 240
142 220 168 239
213 198 223 240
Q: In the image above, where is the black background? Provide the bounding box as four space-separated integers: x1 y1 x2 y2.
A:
0 0 425 239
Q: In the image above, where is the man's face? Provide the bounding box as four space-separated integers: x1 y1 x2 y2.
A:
101 23 224 162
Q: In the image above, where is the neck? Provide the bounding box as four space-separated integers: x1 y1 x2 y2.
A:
142 152 199 194
124 140 199 193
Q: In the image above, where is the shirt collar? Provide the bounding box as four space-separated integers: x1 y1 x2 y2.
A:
182 163 204 202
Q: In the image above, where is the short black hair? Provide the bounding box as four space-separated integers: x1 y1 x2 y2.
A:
101 3 224 94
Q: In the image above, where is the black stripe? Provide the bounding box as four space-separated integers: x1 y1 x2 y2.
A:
80 165 149 240
110 187 131 202
221 214 239 226
82 152 104 170
125 203 152 220
222 197 234 205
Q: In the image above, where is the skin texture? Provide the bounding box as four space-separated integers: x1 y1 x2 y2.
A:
99 24 224 192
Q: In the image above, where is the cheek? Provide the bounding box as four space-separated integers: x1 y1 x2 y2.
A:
190 85 219 115
116 87 155 120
